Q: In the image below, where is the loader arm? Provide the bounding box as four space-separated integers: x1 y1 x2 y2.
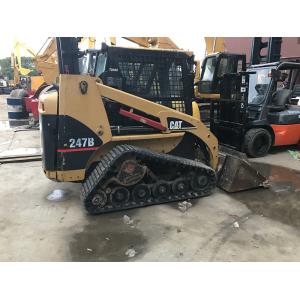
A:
122 37 180 49
40 72 218 182
96 82 218 169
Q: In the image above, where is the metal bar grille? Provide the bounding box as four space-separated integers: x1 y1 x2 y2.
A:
106 47 193 115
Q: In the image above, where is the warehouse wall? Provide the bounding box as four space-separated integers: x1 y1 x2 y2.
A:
224 37 300 62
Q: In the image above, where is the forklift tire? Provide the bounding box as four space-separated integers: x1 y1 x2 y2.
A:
244 128 272 158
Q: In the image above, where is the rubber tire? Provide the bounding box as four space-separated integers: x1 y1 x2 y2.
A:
244 128 272 158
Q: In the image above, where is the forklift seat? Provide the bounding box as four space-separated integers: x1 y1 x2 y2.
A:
269 89 293 112
268 105 300 125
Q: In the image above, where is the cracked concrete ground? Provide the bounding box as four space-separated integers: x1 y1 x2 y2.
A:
0 94 300 261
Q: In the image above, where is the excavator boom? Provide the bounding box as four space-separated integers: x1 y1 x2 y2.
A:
34 38 58 85
204 37 225 55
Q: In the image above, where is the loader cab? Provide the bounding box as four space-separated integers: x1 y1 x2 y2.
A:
78 48 108 78
78 50 99 75
198 52 246 96
78 43 196 117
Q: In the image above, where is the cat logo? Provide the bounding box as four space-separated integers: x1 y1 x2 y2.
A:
169 120 183 130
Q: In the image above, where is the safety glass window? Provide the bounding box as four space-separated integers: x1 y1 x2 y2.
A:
202 57 216 81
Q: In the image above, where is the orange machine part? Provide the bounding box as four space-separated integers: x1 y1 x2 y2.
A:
271 124 300 146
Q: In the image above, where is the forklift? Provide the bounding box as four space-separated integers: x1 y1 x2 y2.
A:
199 37 300 157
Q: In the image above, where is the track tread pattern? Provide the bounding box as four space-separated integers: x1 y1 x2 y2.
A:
80 145 216 214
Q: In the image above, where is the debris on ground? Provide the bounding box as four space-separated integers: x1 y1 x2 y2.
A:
125 248 136 258
86 248 93 252
178 201 192 212
123 214 134 226
46 189 69 201
105 237 110 241
288 150 300 161
233 221 240 228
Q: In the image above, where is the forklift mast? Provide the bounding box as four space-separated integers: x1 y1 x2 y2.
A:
210 72 251 150
250 37 282 65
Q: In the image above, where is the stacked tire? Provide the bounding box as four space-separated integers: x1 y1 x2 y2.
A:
1 87 12 94
3 87 12 94
6 89 29 127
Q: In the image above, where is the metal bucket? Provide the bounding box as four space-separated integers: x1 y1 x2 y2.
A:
217 145 268 192
6 97 29 127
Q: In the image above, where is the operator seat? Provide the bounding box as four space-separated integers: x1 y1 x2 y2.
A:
269 89 292 112
268 88 300 125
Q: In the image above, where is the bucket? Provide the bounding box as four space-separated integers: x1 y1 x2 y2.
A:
6 97 29 127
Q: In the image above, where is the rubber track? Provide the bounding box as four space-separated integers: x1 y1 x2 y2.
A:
80 145 216 214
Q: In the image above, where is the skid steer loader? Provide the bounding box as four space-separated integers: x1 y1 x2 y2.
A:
39 38 266 214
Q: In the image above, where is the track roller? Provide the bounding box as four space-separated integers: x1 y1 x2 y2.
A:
81 145 216 214
153 180 171 198
132 184 151 202
110 187 130 204
172 178 188 194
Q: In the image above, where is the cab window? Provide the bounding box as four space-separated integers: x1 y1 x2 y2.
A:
95 53 107 77
201 57 217 81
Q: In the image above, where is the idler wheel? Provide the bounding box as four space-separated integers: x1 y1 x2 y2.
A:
91 190 108 208
191 173 209 192
110 186 130 203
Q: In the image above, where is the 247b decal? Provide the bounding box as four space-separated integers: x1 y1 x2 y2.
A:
69 137 95 148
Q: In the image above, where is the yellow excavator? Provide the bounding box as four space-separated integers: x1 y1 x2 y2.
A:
195 37 225 98
11 40 45 91
33 37 96 86
38 37 266 215
33 38 59 86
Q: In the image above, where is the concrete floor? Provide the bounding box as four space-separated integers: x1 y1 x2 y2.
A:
0 95 300 261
